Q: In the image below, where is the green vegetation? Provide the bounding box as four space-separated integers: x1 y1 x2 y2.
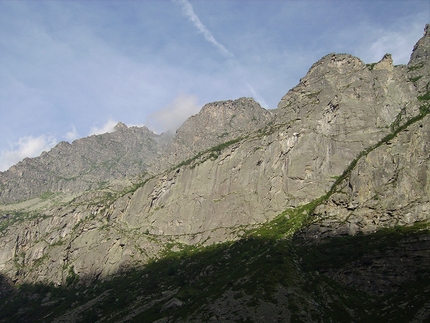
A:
97 180 110 189
217 131 229 139
0 211 48 234
173 137 244 171
256 119 278 137
325 101 430 197
407 62 424 71
390 107 406 132
418 90 430 101
248 196 326 240
39 191 55 200
2 137 430 320
296 221 430 271
409 75 423 82
366 62 377 70
1 220 428 322
305 89 322 98
65 265 79 286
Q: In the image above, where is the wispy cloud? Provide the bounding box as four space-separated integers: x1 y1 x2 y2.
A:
147 93 200 132
0 135 57 171
366 21 427 64
65 125 79 142
173 0 271 108
333 13 429 65
246 83 269 109
89 119 118 136
173 0 234 59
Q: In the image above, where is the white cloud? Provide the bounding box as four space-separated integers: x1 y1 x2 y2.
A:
367 22 426 64
0 135 57 171
65 125 79 142
343 15 428 66
148 93 200 132
173 0 234 59
89 119 118 136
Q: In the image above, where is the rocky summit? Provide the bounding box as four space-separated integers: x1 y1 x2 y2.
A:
0 25 430 323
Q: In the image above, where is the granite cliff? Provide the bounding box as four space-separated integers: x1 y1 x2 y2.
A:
0 25 429 322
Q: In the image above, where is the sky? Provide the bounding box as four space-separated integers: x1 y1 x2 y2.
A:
0 0 429 171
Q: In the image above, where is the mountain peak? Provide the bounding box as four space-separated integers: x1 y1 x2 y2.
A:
409 23 430 65
373 53 393 71
114 121 128 131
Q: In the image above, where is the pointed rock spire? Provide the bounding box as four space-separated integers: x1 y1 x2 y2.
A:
374 53 393 71
408 24 430 65
114 121 128 131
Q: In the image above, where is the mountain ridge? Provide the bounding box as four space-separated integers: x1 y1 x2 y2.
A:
0 24 429 322
0 97 273 205
0 124 170 204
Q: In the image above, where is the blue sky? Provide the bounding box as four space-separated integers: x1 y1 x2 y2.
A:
0 0 429 171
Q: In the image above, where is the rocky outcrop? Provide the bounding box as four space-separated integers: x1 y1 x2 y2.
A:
301 112 430 239
410 24 430 65
408 24 430 100
159 97 273 170
296 24 430 240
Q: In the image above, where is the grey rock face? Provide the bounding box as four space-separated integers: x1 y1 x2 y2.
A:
297 24 430 240
159 97 273 170
300 113 430 239
409 24 430 65
273 50 417 202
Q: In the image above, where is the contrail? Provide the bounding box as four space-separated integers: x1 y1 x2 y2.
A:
246 83 269 109
173 0 234 59
173 0 269 108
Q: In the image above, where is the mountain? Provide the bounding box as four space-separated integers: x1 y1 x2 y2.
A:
161 97 273 170
0 98 271 204
0 123 172 204
0 24 429 322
